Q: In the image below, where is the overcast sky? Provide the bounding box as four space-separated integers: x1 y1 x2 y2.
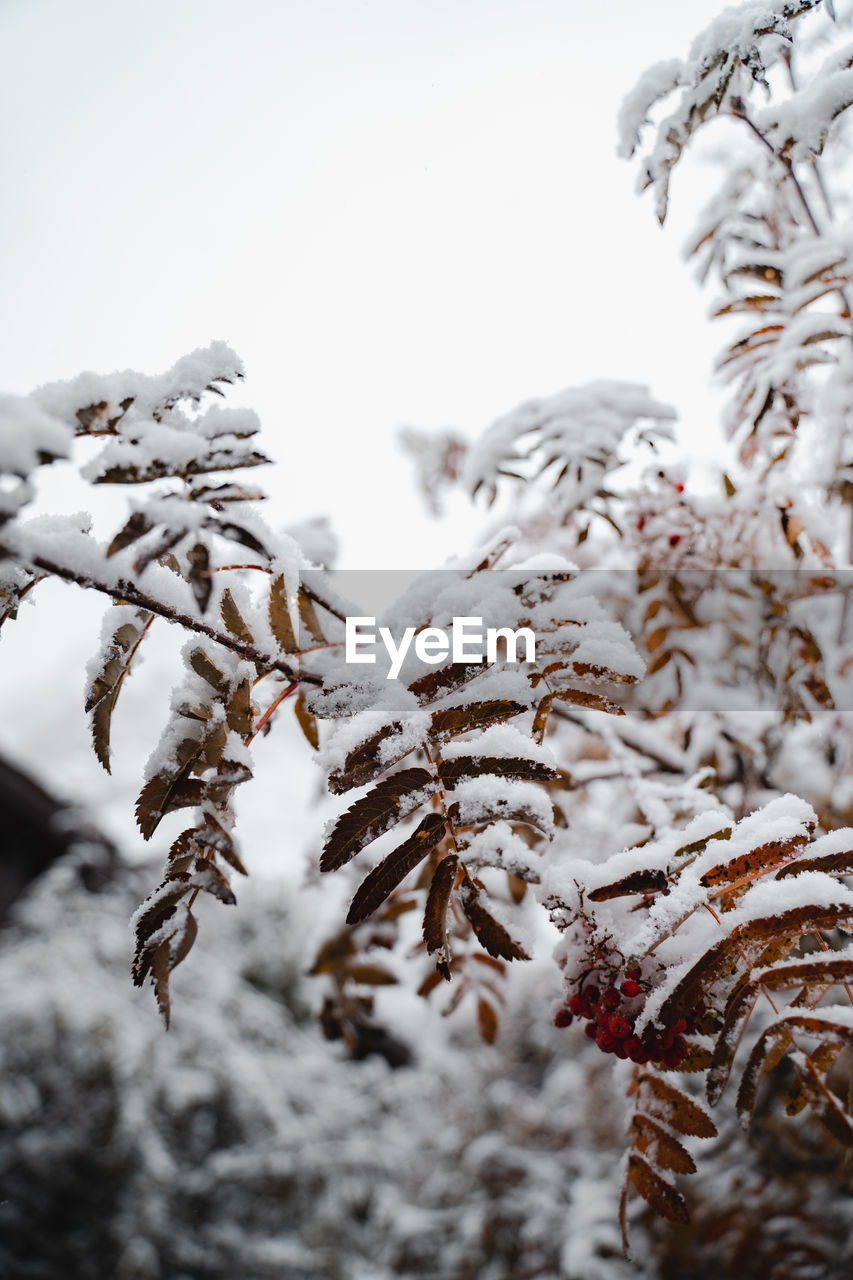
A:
2 0 727 569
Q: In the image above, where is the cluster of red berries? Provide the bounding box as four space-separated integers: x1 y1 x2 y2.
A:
553 969 703 1069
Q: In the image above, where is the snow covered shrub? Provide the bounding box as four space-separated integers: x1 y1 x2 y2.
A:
6 0 853 1255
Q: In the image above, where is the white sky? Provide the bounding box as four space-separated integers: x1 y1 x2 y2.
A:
1 0 727 569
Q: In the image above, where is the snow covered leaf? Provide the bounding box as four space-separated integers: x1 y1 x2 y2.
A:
639 1074 717 1140
220 588 255 645
268 573 297 654
346 812 447 926
85 605 153 772
626 1154 690 1225
459 872 529 962
294 690 319 749
429 700 526 743
423 853 459 978
320 767 434 872
631 1114 697 1175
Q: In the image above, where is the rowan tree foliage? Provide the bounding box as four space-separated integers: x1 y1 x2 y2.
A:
5 0 853 1259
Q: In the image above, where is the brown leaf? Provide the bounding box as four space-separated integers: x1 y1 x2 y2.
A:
632 1114 697 1174
152 940 172 1029
459 872 529 962
776 849 853 879
328 720 407 794
423 854 458 978
190 860 237 905
588 869 669 902
186 543 212 613
188 648 229 696
220 588 255 644
269 574 297 654
297 589 324 644
626 1155 690 1224
346 812 447 925
294 690 320 749
409 662 487 706
640 1074 717 1138
321 767 433 872
135 736 207 839
430 700 526 742
658 903 853 1031
226 677 253 736
438 756 556 786
106 511 153 557
170 906 198 970
86 607 153 772
477 997 498 1044
347 963 399 986
551 686 625 716
701 835 807 888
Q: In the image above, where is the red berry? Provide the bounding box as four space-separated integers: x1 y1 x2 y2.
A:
584 1022 597 1039
620 979 641 998
626 968 641 981
669 533 681 546
595 1029 617 1053
662 1039 688 1070
608 1014 631 1039
586 986 601 1006
554 1007 573 1028
625 1037 649 1064
568 994 585 1016
602 988 620 1011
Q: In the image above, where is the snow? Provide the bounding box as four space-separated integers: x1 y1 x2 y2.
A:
616 58 685 159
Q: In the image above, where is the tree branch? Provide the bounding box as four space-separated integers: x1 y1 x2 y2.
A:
28 553 322 685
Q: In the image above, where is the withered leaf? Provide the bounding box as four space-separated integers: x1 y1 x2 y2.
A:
459 873 529 962
640 1074 717 1138
269 574 297 654
776 849 853 879
423 854 459 978
297 589 324 645
309 931 356 976
152 940 172 1029
190 860 237 905
409 662 487 706
701 835 807 888
346 812 447 925
626 1155 690 1225
438 756 556 786
551 686 626 716
170 906 198 970
294 690 320 749
220 588 255 644
188 648 228 696
658 903 853 1031
186 542 212 614
588 869 669 902
347 964 399 986
320 767 433 872
135 737 206 839
106 511 153 558
632 1114 697 1174
226 677 253 736
477 997 498 1044
328 720 405 794
86 607 153 772
430 700 526 742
